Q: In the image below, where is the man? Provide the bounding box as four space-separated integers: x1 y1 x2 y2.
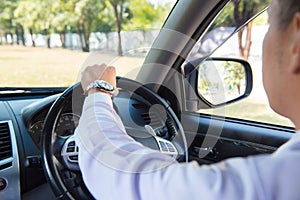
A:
75 0 300 199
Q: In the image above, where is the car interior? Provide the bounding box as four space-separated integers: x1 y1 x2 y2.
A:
0 0 295 199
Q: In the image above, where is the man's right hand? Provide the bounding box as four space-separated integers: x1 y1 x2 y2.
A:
81 64 117 97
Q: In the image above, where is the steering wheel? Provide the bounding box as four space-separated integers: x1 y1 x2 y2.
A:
41 77 188 199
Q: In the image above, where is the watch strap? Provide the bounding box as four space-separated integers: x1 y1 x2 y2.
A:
85 80 115 96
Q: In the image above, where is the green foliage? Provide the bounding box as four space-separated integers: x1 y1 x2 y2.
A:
14 0 52 33
0 0 173 51
211 0 271 29
253 11 269 26
211 3 235 28
198 61 245 95
106 0 131 28
223 61 245 94
3 0 110 34
94 6 115 33
124 0 164 30
232 0 271 25
0 0 18 34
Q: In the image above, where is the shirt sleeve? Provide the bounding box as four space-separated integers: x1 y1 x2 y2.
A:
75 92 300 200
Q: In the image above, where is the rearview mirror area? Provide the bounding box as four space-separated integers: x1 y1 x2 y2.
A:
185 57 253 110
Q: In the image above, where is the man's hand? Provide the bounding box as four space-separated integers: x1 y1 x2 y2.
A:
81 64 117 96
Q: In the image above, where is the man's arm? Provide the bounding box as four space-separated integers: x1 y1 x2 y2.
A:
75 64 300 200
75 91 268 200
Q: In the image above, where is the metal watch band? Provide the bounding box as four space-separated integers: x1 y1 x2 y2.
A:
85 80 115 96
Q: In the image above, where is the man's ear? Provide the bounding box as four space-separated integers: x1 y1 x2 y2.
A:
290 13 300 74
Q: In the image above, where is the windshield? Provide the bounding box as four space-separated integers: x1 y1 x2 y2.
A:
0 0 176 88
186 0 269 65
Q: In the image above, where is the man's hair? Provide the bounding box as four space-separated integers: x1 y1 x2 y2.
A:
278 0 300 28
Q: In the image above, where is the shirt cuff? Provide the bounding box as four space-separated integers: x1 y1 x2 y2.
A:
83 91 113 111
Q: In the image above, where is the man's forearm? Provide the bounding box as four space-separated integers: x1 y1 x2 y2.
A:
75 92 177 198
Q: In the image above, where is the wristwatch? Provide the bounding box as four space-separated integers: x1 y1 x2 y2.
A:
85 80 115 96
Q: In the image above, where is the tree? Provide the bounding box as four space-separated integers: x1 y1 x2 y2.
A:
51 0 76 48
14 0 44 47
223 61 245 95
93 6 115 50
4 0 172 52
107 0 132 56
211 0 271 60
15 23 25 45
14 0 110 51
0 0 19 45
38 0 56 48
106 0 169 56
124 0 158 30
70 0 106 52
233 0 271 60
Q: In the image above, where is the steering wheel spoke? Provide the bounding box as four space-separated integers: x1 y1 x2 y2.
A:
61 136 79 171
154 136 178 157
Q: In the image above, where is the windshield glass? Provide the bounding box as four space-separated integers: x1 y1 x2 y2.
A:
0 0 176 88
186 0 269 65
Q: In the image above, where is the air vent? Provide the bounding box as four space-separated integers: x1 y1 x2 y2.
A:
133 102 164 128
166 118 177 136
132 103 147 109
0 122 13 161
141 112 162 128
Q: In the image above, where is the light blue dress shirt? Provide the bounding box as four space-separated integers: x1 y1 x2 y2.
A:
75 92 300 200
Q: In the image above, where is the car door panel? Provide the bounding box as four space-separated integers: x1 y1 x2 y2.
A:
181 113 294 164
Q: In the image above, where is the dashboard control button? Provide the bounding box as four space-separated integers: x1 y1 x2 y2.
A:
68 141 75 147
159 141 168 152
67 147 75 152
166 143 175 152
0 178 7 190
69 155 78 161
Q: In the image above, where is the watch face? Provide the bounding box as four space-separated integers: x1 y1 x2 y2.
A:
97 80 114 91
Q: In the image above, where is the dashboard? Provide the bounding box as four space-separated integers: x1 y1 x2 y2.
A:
0 86 179 199
27 112 80 147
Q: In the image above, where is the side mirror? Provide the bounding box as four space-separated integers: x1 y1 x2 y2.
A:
185 57 253 110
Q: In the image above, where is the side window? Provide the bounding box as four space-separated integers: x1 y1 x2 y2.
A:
186 5 293 127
